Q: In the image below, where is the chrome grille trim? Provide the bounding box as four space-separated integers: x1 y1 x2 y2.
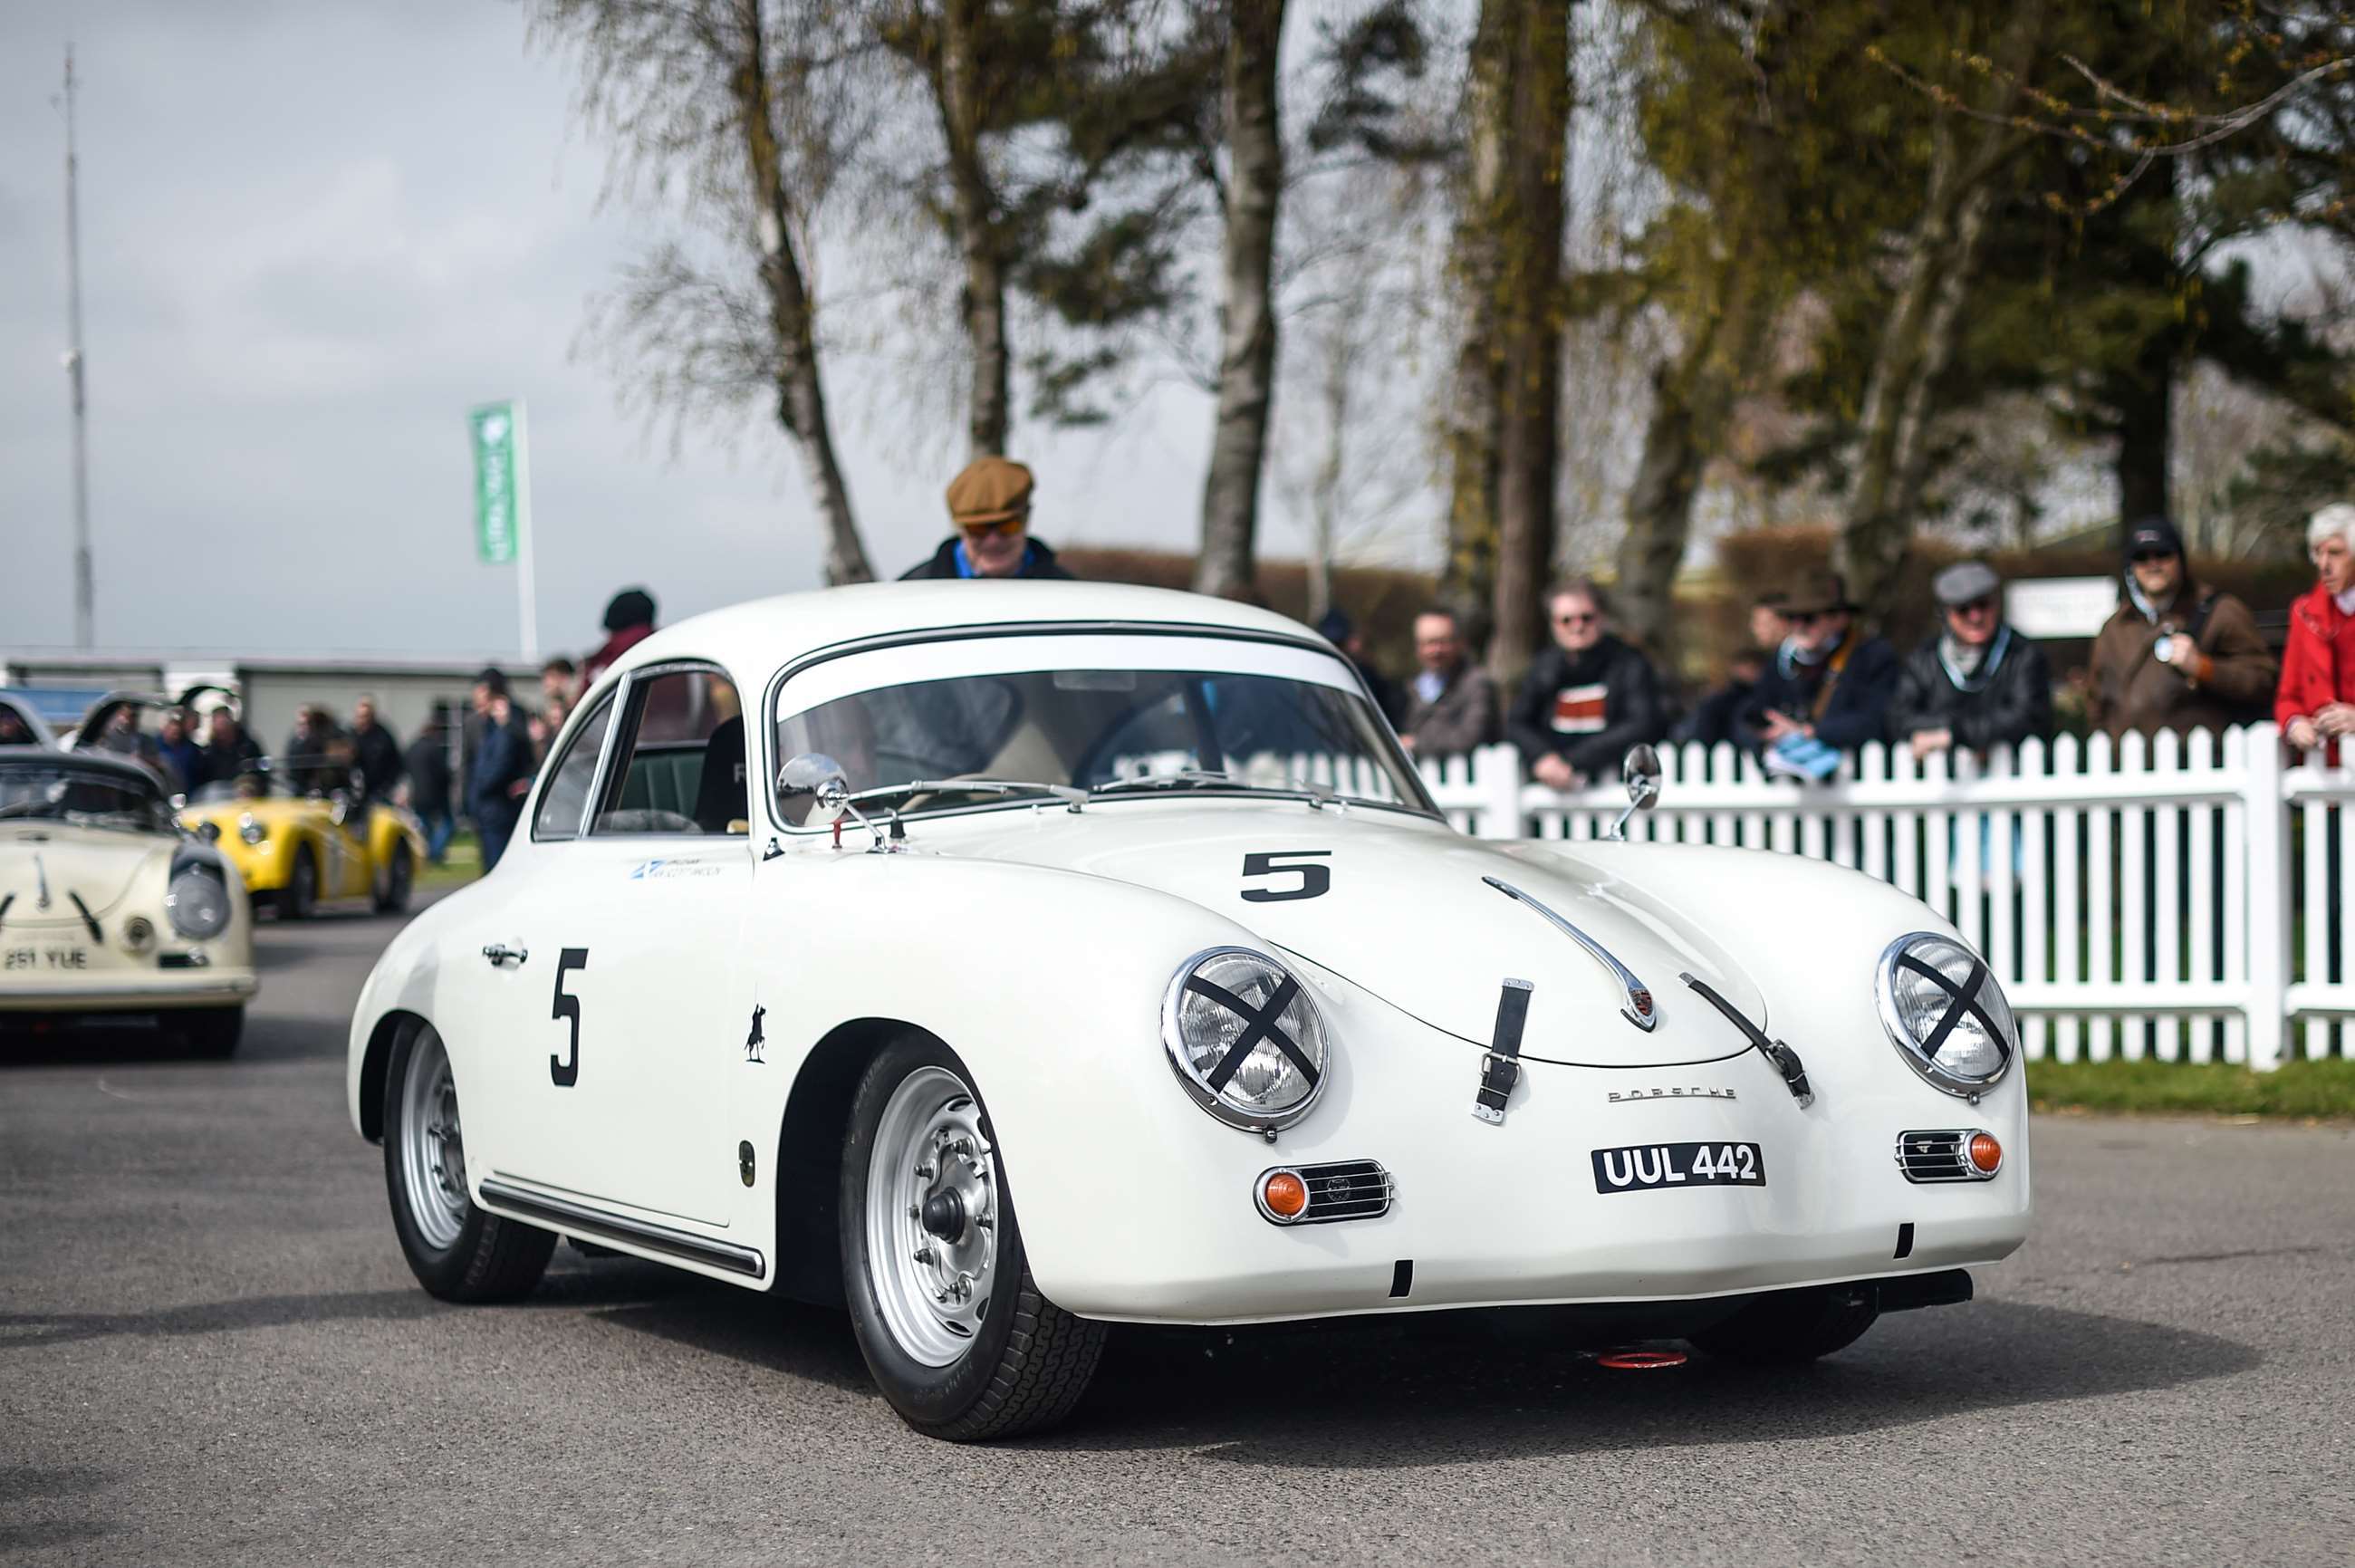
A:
1894 1130 1996 1184
1261 1159 1395 1225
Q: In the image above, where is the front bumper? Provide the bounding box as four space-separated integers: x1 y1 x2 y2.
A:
0 963 258 1014
998 970 2030 1327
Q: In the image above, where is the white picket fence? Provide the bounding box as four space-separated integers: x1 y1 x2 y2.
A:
1417 726 2355 1071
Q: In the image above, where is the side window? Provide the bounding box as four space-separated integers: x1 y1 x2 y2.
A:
531 696 614 842
591 668 745 836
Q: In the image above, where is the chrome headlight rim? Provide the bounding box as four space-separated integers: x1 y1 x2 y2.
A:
165 864 232 939
237 812 266 845
1874 931 2016 1099
1161 946 1331 1135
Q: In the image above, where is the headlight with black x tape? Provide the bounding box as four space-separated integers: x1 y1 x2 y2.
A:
1162 948 1331 1135
1875 933 2017 1098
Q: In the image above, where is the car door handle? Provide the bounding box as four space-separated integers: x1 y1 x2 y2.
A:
481 943 529 967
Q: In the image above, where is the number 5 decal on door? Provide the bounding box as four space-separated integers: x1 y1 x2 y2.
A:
551 948 589 1087
1241 851 1331 902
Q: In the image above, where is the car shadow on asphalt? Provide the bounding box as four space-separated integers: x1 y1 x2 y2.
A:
0 1289 451 1351
539 1255 879 1396
1043 1298 2261 1462
556 1264 2260 1457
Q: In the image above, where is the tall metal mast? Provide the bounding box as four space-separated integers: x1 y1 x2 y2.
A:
62 44 94 649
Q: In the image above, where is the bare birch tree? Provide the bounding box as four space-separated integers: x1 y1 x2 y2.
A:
1194 0 1291 600
1834 5 2041 619
536 0 878 583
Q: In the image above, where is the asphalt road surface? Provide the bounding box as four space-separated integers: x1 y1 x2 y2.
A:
3 898 2350 1567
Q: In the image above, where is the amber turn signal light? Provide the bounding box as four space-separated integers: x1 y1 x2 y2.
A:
1258 1169 1309 1222
1966 1132 2003 1175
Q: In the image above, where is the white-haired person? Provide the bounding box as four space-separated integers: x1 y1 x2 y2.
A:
2277 502 2355 757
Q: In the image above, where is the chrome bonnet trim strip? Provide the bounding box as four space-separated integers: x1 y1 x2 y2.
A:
1482 875 1658 1031
477 1178 767 1280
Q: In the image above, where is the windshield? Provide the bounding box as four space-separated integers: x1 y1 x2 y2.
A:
0 763 174 832
773 633 1431 825
187 762 345 806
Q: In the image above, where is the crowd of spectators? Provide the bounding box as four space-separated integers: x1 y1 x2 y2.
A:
1368 499 2355 784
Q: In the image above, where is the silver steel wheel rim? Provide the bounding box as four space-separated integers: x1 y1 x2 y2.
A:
865 1065 1000 1369
398 1026 469 1252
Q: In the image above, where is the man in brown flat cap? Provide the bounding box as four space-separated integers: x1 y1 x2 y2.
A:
900 456 1076 581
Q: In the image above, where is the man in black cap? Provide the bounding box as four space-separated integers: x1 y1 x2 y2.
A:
1890 561 2052 760
584 588 658 686
2087 515 2275 740
1318 607 1405 726
1739 568 1898 759
902 457 1075 581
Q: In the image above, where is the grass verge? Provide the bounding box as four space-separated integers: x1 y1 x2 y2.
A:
418 832 482 891
2028 1057 2355 1119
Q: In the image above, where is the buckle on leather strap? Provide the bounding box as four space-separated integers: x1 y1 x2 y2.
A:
1473 978 1534 1125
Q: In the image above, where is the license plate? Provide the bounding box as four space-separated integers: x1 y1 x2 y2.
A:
1591 1141 1764 1194
4 945 91 972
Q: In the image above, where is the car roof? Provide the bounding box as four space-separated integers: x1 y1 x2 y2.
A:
0 746 163 787
605 581 1332 688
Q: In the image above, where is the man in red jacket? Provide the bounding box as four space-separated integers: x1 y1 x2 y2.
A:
2277 503 2355 756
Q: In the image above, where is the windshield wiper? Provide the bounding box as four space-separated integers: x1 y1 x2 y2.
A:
1090 769 1340 808
844 778 1088 812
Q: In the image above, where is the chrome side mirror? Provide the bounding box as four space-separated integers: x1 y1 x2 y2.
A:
1610 744 1662 842
328 793 351 826
776 753 851 825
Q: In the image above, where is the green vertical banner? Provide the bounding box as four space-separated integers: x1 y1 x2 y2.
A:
470 401 521 564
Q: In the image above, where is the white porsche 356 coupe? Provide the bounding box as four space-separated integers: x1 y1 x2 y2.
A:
349 582 2028 1439
2 741 255 1054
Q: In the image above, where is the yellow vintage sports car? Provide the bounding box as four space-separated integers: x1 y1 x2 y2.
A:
178 765 426 919
0 746 257 1055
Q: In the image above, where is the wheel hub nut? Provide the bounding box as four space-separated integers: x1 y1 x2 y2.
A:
919 1188 966 1242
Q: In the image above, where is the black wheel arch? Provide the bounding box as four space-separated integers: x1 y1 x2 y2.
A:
357 1009 428 1143
771 1016 957 1306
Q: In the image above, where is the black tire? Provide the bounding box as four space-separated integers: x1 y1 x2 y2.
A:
1687 1284 1880 1364
374 843 414 914
841 1037 1104 1441
277 847 317 920
178 1005 244 1059
382 1022 554 1303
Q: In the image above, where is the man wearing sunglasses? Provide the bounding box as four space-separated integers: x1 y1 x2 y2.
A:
2087 515 2274 742
1504 579 1666 791
900 456 1076 582
1740 568 1898 762
1890 561 2052 763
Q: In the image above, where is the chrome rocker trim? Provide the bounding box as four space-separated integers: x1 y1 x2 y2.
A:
477 1178 767 1280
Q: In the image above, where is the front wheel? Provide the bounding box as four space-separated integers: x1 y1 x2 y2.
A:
276 846 317 920
841 1038 1104 1440
178 1005 243 1059
1687 1284 1879 1364
374 842 414 914
383 1021 553 1302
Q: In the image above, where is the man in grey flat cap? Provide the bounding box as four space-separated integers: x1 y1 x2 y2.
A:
1889 561 2053 762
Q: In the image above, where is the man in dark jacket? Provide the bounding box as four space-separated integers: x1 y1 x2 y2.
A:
2087 515 2276 740
1399 607 1499 758
900 457 1076 581
1318 608 1406 727
466 670 536 871
155 709 204 795
1506 580 1667 788
1890 562 2053 759
197 708 264 789
1741 569 1899 756
1677 647 1767 749
349 697 405 803
405 721 456 864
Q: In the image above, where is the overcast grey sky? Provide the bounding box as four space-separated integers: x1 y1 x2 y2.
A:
0 0 1226 660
